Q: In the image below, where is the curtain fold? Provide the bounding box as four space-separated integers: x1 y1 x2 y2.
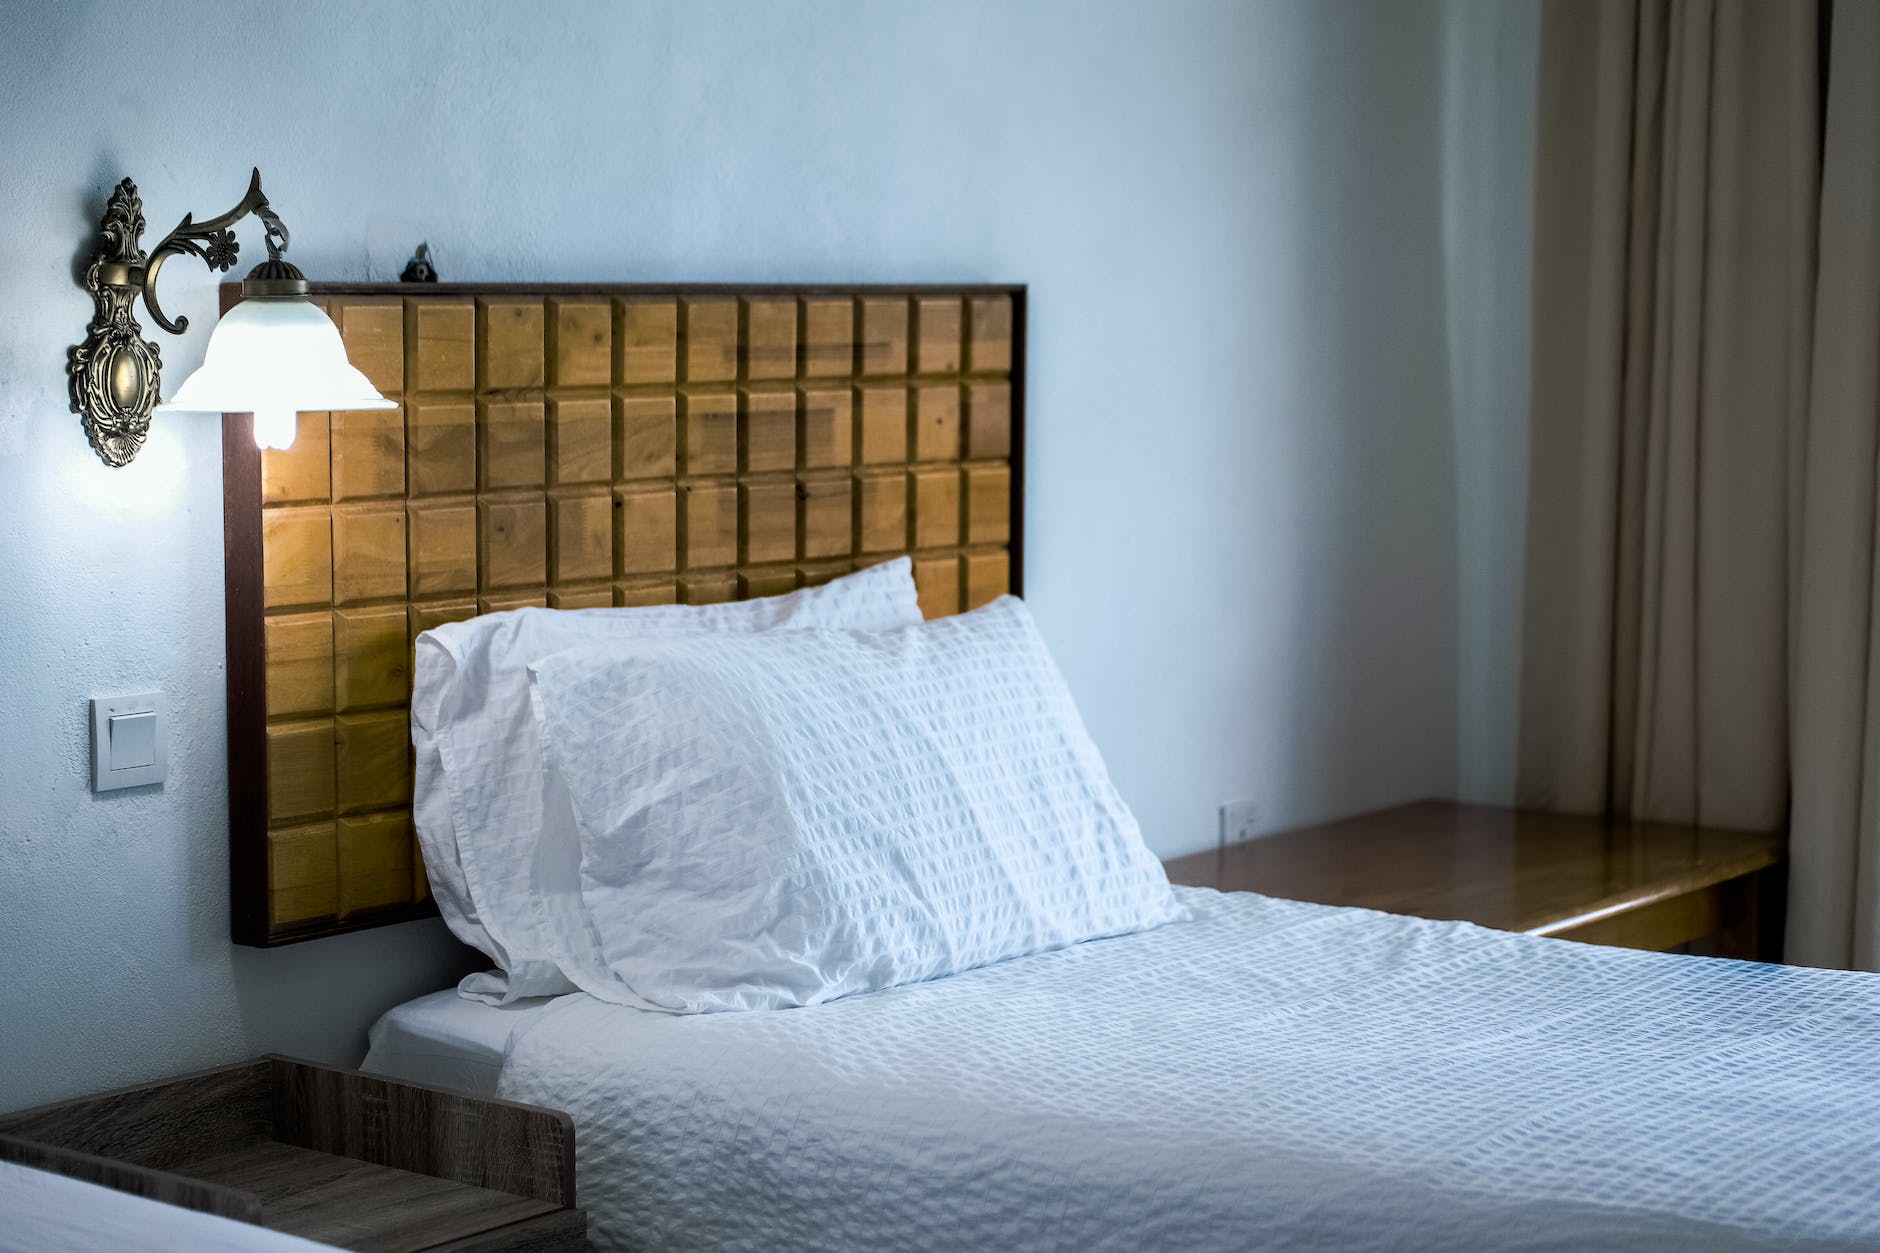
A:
1789 0 1880 970
1522 0 1880 969
1519 0 1815 833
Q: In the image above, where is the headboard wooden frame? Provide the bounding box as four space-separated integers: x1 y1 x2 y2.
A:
223 281 1026 947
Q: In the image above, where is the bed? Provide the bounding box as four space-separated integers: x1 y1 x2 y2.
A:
221 280 1880 1251
363 885 1880 1252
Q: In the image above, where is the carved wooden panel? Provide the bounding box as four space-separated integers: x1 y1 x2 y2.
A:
224 283 1025 945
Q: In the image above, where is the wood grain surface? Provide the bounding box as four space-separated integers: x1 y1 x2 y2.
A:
224 282 1026 946
0 1056 584 1253
0 1133 264 1224
0 1059 272 1170
1164 799 1786 958
270 1057 573 1206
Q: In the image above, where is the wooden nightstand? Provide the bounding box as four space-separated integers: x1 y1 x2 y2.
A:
1164 800 1787 961
0 1056 588 1252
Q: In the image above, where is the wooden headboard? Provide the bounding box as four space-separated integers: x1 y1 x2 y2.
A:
223 282 1025 946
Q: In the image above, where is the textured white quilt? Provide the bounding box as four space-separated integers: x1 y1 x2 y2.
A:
497 887 1880 1252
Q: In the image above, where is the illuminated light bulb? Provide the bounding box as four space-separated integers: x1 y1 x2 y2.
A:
253 408 298 450
155 295 393 439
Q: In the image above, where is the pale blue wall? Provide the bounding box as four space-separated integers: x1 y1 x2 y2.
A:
1442 0 1539 805
0 0 1473 1109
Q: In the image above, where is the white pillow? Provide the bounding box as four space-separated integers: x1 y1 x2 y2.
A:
526 595 1183 1013
411 558 923 1003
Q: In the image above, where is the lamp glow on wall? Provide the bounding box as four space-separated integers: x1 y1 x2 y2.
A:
69 168 391 467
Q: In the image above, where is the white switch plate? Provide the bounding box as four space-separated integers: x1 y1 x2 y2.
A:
91 692 166 791
109 711 157 769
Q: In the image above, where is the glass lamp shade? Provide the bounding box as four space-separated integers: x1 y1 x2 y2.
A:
154 295 394 450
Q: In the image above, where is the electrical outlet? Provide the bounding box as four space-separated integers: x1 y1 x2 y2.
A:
1219 798 1260 849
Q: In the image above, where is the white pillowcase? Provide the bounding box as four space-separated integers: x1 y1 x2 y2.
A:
411 558 923 1003
527 595 1183 1013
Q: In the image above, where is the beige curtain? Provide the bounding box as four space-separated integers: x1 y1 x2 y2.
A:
1790 2 1880 969
1521 0 1880 969
1519 0 1816 831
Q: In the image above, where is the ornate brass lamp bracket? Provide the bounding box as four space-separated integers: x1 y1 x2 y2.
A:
69 168 305 467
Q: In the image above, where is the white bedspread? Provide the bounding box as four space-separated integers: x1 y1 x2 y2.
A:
497 887 1880 1252
362 988 555 1096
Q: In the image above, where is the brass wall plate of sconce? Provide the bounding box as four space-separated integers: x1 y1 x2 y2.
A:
70 169 301 466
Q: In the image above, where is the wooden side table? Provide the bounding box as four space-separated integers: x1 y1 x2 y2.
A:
1164 800 1787 961
0 1055 588 1252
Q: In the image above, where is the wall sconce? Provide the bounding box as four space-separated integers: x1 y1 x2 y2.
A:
69 168 392 467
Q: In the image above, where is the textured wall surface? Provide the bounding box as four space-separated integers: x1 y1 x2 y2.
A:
0 0 1473 1109
1442 0 1539 804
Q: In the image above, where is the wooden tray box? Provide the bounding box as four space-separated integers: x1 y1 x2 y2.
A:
0 1056 585 1252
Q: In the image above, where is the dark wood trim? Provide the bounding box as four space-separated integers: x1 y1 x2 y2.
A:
426 1210 591 1252
255 280 1028 298
259 900 440 945
1756 858 1790 963
1009 286 1028 597
220 273 276 946
223 405 270 948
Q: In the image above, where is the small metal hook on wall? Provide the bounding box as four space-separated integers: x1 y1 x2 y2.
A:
400 243 438 283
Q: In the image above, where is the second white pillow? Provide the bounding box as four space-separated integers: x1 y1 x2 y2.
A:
528 595 1182 1013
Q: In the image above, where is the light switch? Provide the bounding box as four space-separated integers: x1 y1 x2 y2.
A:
90 692 166 792
109 711 157 770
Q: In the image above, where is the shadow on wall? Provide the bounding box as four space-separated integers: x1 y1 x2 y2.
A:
229 920 479 1061
1265 1 1461 825
161 698 481 1067
1440 0 1537 807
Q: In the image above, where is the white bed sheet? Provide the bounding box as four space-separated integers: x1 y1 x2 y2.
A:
495 886 1880 1253
361 989 556 1096
0 1159 341 1253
